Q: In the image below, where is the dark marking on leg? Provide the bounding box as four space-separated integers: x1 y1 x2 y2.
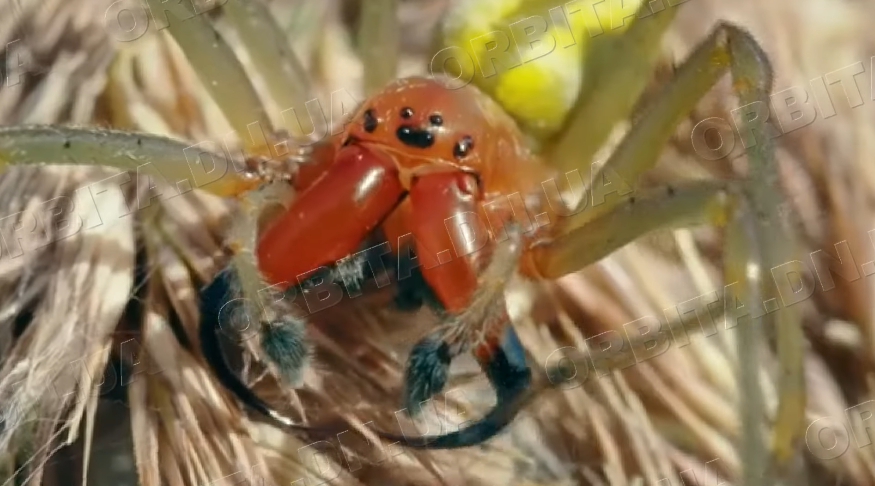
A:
376 326 534 449
482 326 532 403
260 315 310 386
403 334 451 416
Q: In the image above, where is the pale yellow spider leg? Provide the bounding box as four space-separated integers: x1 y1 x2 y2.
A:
198 2 335 396
125 2 317 395
358 0 400 96
722 195 771 486
531 180 732 279
546 0 680 177
534 22 803 483
723 24 804 480
139 0 309 318
533 188 795 486
0 126 250 198
220 0 315 134
540 22 768 264
143 0 274 150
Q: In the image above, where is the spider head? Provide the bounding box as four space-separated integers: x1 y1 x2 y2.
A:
338 76 527 191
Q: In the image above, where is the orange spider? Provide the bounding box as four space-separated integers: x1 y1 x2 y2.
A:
0 0 799 464
201 75 568 449
179 6 792 453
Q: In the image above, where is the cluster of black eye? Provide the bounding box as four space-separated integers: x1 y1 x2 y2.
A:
361 107 473 159
363 108 378 133
453 136 473 158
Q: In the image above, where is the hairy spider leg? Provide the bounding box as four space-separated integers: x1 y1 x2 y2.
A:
527 21 801 478
197 270 350 440
372 171 536 449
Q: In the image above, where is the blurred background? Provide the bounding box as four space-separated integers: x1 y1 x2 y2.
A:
0 0 874 485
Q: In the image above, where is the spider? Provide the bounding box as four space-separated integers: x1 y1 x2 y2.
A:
0 0 803 457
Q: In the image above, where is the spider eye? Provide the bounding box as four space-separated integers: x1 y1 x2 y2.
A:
400 107 414 119
363 109 378 132
453 136 474 159
429 114 443 126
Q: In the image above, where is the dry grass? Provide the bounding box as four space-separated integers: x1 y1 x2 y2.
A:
0 0 874 485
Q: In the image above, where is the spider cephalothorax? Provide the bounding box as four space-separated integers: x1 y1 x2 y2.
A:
255 76 555 292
